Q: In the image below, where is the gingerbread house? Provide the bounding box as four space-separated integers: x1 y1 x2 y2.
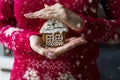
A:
40 19 68 47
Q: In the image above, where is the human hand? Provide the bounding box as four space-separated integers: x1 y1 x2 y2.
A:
24 3 84 31
47 37 87 58
29 35 87 59
29 35 57 59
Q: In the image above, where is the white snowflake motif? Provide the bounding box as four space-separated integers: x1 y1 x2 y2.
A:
23 68 40 80
57 71 75 80
3 27 24 37
43 72 52 80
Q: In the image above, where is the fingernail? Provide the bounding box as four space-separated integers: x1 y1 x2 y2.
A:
48 53 54 57
48 52 54 55
48 52 56 59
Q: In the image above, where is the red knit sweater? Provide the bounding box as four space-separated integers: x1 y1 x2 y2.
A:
0 0 120 80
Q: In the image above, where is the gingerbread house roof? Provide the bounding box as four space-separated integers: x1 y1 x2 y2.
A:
40 19 68 34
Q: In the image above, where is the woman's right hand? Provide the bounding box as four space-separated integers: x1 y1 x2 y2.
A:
24 3 84 31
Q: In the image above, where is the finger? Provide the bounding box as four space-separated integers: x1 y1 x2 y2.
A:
65 37 77 43
24 9 45 19
24 13 38 19
29 35 55 58
38 47 56 59
47 52 57 59
24 4 63 19
73 37 86 42
24 9 46 19
37 12 59 19
54 37 87 55
38 40 57 59
68 37 87 46
33 9 58 19
34 43 56 59
44 4 49 8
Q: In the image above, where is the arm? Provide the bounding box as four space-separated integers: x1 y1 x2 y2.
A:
0 1 86 59
0 0 38 52
77 14 120 43
25 2 120 43
74 15 120 43
69 0 120 43
63 0 120 43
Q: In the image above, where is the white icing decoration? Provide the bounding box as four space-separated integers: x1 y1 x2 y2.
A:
40 19 68 34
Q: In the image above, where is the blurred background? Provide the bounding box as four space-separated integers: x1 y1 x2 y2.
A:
0 43 14 80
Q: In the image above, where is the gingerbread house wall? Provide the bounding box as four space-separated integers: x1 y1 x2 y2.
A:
42 32 66 47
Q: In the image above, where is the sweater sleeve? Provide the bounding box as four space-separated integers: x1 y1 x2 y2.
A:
0 0 38 52
73 0 120 43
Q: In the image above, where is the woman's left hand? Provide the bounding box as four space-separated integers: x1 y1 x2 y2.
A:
24 3 84 31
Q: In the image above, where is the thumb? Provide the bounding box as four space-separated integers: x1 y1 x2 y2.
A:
44 4 49 8
47 52 57 59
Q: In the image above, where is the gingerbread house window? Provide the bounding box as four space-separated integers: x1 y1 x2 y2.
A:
55 34 63 41
45 34 64 46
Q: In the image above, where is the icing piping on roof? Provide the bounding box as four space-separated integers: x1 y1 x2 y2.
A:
40 19 68 34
